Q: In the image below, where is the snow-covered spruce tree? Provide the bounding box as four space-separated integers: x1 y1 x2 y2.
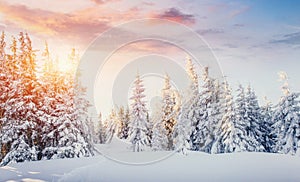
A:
175 57 199 152
38 42 63 159
186 56 199 93
151 120 168 151
0 31 7 162
211 81 237 153
0 31 7 124
232 84 251 152
272 72 300 155
41 49 92 159
128 74 150 152
244 85 265 152
173 116 191 155
205 79 225 153
190 67 214 152
260 98 275 152
117 106 130 140
105 109 118 143
96 113 107 144
0 32 41 165
0 35 18 163
233 84 264 152
161 74 178 150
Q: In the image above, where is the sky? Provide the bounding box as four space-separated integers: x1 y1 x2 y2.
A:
0 0 300 118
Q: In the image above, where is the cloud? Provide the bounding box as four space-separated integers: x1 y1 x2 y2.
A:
0 23 7 28
0 1 139 45
270 32 300 45
142 2 155 6
152 8 196 25
196 28 224 35
90 0 120 5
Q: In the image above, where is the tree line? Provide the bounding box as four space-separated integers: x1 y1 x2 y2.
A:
0 31 299 166
97 57 300 156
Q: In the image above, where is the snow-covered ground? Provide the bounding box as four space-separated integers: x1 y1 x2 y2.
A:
1 138 300 182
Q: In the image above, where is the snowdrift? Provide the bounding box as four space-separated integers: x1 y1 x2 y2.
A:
1 149 300 182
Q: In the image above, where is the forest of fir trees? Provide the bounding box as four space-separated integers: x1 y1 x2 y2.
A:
1 31 300 166
96 56 300 156
0 32 93 166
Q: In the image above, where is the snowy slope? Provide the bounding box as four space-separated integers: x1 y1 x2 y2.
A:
1 140 300 182
60 152 300 182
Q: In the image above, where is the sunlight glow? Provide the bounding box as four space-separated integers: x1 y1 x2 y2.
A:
58 59 74 73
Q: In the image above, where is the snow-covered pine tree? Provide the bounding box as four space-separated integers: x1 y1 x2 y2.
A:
128 74 150 152
190 67 214 152
38 42 62 159
176 57 199 152
232 84 250 152
105 109 118 143
96 113 107 144
0 32 40 165
186 56 198 93
173 116 191 155
272 72 300 155
41 49 92 160
0 31 7 124
161 74 178 150
0 35 18 163
211 80 237 153
233 84 264 152
0 31 7 162
205 79 225 153
117 106 130 139
244 85 265 152
261 97 275 152
151 120 168 151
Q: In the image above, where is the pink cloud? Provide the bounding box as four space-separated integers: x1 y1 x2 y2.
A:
151 8 196 25
0 1 140 46
90 0 121 5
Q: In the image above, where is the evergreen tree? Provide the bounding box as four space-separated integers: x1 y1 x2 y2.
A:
105 109 118 143
117 106 130 139
0 35 18 163
272 72 300 155
232 84 251 152
173 116 191 155
177 57 199 152
1 32 40 165
128 74 150 152
211 81 237 153
233 84 264 152
96 113 106 144
0 31 7 122
205 79 225 153
151 121 168 151
261 97 275 152
41 49 92 160
0 31 6 162
244 85 265 152
161 74 178 150
190 67 214 152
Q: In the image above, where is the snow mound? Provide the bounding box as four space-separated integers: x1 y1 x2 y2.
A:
96 137 174 164
1 151 300 182
59 152 300 182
